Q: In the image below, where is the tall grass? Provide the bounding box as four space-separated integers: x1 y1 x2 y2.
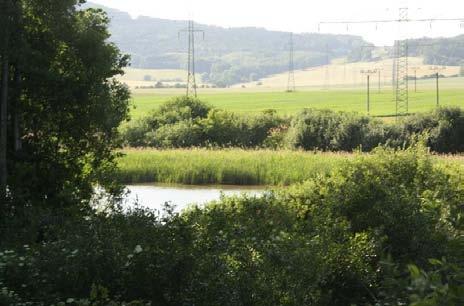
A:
116 149 353 185
117 149 464 186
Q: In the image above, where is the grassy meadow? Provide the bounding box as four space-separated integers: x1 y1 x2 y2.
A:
129 78 464 119
117 148 464 186
116 149 352 185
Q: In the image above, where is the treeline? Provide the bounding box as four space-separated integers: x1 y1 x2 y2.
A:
85 3 369 86
123 97 464 153
2 147 463 305
202 51 328 87
408 35 464 66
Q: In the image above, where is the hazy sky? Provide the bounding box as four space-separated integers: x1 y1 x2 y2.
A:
90 0 464 45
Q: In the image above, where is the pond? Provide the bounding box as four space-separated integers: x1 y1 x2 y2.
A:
124 184 266 212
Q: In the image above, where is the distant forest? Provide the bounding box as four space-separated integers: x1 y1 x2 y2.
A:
86 3 464 86
408 35 464 66
85 2 369 86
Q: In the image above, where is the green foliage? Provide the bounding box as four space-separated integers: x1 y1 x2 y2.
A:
401 107 464 153
116 149 350 185
406 258 464 306
286 109 378 151
123 97 285 148
156 96 212 121
200 109 244 146
153 120 204 148
2 147 464 305
124 98 464 154
286 147 453 261
201 109 285 147
2 0 131 215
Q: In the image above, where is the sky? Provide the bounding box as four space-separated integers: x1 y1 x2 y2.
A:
90 0 464 45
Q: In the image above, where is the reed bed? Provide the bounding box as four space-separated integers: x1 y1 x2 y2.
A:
117 148 464 186
117 148 354 185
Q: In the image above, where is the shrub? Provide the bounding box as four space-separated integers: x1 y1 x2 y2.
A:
121 120 152 147
2 147 463 305
402 107 464 153
122 96 212 147
286 109 377 151
201 109 244 146
247 109 287 147
123 100 464 154
156 96 212 122
264 125 289 149
153 120 204 148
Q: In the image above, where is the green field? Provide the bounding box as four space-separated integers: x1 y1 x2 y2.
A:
129 77 464 119
117 148 464 185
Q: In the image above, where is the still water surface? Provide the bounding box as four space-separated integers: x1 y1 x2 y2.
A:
125 184 265 212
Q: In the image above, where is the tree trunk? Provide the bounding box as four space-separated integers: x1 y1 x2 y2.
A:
13 70 21 151
0 0 11 200
0 55 9 198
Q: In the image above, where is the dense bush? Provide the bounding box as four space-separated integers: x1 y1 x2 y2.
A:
123 97 464 153
285 109 382 151
123 97 285 148
401 107 464 153
201 109 285 147
285 107 464 153
2 147 463 305
152 120 205 148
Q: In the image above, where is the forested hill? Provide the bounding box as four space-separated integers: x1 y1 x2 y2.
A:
84 2 370 86
408 35 464 66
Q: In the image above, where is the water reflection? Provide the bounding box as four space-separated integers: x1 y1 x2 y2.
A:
125 184 265 212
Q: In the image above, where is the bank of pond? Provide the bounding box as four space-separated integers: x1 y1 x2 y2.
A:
2 146 464 305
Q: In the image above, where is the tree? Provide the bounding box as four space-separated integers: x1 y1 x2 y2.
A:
0 0 16 200
0 30 9 200
2 0 130 215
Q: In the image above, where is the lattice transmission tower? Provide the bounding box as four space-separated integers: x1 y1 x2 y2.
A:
179 20 204 97
287 33 296 92
318 8 464 118
395 8 409 117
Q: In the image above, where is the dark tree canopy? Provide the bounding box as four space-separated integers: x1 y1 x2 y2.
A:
0 0 130 213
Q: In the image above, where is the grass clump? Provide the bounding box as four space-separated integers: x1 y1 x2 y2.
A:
116 148 351 185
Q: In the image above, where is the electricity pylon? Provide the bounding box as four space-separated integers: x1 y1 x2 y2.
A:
179 20 204 97
395 8 409 117
319 8 464 119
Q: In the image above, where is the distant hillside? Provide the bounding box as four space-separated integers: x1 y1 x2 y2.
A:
349 36 464 67
235 57 461 89
83 2 370 86
408 36 464 66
